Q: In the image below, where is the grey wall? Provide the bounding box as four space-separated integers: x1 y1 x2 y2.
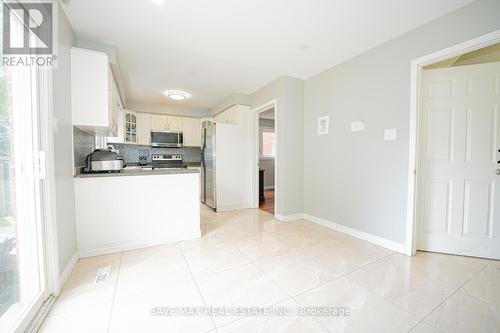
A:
53 5 78 274
303 0 500 244
259 118 275 188
251 76 303 216
259 159 275 188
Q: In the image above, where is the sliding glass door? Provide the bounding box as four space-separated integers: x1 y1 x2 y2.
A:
0 6 50 332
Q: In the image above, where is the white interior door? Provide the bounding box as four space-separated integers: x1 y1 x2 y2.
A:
417 61 500 259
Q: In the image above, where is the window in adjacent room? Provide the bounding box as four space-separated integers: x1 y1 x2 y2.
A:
261 130 275 158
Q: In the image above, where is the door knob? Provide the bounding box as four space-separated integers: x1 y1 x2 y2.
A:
496 169 500 175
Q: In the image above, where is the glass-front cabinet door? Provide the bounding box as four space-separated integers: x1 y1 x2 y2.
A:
124 111 138 143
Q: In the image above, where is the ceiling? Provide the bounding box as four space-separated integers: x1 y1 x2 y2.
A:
62 0 474 111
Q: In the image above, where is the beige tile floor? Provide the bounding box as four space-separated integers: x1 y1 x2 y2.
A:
39 206 500 333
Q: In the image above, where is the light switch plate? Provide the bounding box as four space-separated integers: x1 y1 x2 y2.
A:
317 116 329 135
384 128 397 140
350 120 365 132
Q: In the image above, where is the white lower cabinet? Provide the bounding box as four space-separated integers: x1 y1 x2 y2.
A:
188 167 202 198
74 173 201 257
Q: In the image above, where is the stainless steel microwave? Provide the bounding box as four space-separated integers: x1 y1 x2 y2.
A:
150 130 183 148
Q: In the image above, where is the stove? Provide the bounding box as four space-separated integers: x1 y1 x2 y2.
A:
151 154 187 169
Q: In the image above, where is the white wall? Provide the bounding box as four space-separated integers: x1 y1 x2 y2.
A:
251 76 303 216
52 5 78 274
303 0 500 244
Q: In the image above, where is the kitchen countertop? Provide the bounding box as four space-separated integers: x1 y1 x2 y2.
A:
75 167 199 178
122 161 201 167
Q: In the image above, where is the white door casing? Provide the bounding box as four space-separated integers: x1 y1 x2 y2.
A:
417 62 500 259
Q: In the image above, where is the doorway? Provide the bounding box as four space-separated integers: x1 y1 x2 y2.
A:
250 100 278 217
258 108 276 215
408 36 500 259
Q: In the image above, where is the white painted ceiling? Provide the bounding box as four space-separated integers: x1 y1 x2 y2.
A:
62 0 474 111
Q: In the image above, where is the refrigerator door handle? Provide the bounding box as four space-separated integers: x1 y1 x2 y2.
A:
200 127 206 204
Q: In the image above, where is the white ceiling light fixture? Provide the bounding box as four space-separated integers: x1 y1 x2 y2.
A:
151 0 164 5
165 90 189 101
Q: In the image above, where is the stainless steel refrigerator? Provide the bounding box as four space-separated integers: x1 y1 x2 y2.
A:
201 121 216 209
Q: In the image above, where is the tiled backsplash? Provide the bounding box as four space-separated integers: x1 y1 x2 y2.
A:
73 127 95 168
110 143 201 164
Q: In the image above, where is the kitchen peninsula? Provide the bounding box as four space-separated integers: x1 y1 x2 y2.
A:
74 169 200 257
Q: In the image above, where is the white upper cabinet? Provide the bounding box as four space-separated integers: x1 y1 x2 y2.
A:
214 107 238 125
71 47 119 135
150 114 168 131
106 108 124 144
167 116 183 131
138 113 151 145
123 110 138 144
150 114 183 131
111 78 122 134
182 117 202 147
108 110 201 147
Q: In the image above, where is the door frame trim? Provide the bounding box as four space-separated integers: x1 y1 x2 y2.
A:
405 28 500 256
249 99 278 217
38 68 62 297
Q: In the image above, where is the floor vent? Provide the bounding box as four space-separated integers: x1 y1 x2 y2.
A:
94 266 112 283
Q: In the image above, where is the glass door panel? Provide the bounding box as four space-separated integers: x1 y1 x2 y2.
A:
0 6 47 332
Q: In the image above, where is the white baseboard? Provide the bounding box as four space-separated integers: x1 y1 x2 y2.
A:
217 203 251 212
59 251 78 289
78 232 201 258
275 213 305 222
302 214 405 254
